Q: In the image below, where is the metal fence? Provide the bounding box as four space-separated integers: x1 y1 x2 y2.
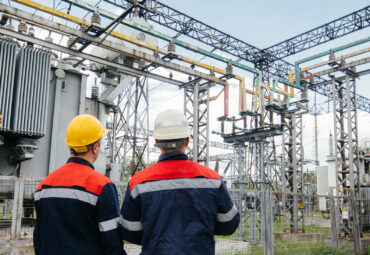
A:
0 177 368 254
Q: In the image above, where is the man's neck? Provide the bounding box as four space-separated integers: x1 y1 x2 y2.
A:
71 154 94 165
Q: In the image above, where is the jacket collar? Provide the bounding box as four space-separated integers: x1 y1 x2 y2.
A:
67 157 95 170
158 151 189 162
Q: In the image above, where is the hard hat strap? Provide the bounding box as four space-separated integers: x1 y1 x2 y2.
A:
69 141 97 154
154 138 187 149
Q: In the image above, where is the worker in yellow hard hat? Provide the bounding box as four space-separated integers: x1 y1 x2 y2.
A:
118 109 240 254
33 114 126 255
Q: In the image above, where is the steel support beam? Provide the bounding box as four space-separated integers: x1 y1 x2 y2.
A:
234 144 248 240
264 5 370 59
332 75 361 237
282 113 305 233
184 82 210 166
113 76 150 176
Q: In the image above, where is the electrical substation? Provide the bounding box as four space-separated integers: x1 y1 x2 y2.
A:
0 1 369 254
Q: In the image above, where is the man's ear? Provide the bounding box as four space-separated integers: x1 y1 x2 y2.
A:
185 137 189 147
92 142 100 154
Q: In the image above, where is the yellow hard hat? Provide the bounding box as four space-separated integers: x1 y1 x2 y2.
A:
66 114 108 153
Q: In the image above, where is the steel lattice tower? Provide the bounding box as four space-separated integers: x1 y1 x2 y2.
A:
282 113 305 233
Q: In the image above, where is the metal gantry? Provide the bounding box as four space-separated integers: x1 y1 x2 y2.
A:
1 2 370 250
264 5 370 59
101 0 370 111
281 113 305 233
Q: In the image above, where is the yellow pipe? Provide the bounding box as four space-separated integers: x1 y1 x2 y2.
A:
329 186 354 191
13 0 242 79
260 84 289 96
239 77 246 112
12 0 289 109
302 47 370 71
12 0 163 52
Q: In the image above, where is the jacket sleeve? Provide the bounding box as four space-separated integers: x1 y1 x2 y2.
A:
119 185 143 245
97 183 126 255
214 179 240 235
33 201 40 255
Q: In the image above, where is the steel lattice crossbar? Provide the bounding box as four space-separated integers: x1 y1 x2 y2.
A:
99 1 370 112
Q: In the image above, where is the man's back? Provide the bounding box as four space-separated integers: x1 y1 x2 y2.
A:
34 157 123 255
119 154 240 255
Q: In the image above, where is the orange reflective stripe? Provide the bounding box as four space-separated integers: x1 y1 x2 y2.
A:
37 162 112 195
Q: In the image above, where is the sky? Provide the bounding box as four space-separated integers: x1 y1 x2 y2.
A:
148 0 370 167
5 0 369 169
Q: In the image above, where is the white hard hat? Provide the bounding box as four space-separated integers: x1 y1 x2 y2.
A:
153 109 190 140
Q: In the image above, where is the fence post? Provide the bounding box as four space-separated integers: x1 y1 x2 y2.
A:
351 190 362 255
262 190 274 255
10 178 25 240
329 189 338 254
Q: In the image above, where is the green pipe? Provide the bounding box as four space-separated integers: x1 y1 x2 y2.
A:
63 0 272 107
276 77 303 90
62 0 261 75
359 147 370 152
294 36 370 90
296 36 370 65
269 79 276 105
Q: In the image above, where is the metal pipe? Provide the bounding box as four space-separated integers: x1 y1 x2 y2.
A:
303 57 370 79
0 26 185 86
224 83 229 116
295 36 370 90
302 47 370 71
7 0 286 114
60 0 262 75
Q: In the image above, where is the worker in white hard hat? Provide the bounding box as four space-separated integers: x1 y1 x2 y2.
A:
33 114 126 255
119 109 240 255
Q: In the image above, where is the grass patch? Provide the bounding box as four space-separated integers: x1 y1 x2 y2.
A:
247 241 354 255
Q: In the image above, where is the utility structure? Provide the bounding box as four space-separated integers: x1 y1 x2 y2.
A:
298 39 370 253
281 100 309 233
0 3 369 254
219 105 282 251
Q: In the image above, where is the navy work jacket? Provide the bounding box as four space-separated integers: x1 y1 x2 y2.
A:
119 152 240 255
33 157 126 255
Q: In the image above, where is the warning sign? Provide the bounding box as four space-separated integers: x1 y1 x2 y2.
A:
299 201 304 209
342 211 349 220
342 205 349 219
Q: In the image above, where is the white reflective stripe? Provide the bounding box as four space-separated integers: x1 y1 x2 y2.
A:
131 178 221 199
119 215 142 231
34 188 98 205
217 204 239 222
99 217 119 232
155 120 188 129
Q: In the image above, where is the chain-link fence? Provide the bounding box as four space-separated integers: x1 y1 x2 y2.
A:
0 178 369 254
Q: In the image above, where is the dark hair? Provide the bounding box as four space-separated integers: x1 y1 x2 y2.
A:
155 138 187 149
